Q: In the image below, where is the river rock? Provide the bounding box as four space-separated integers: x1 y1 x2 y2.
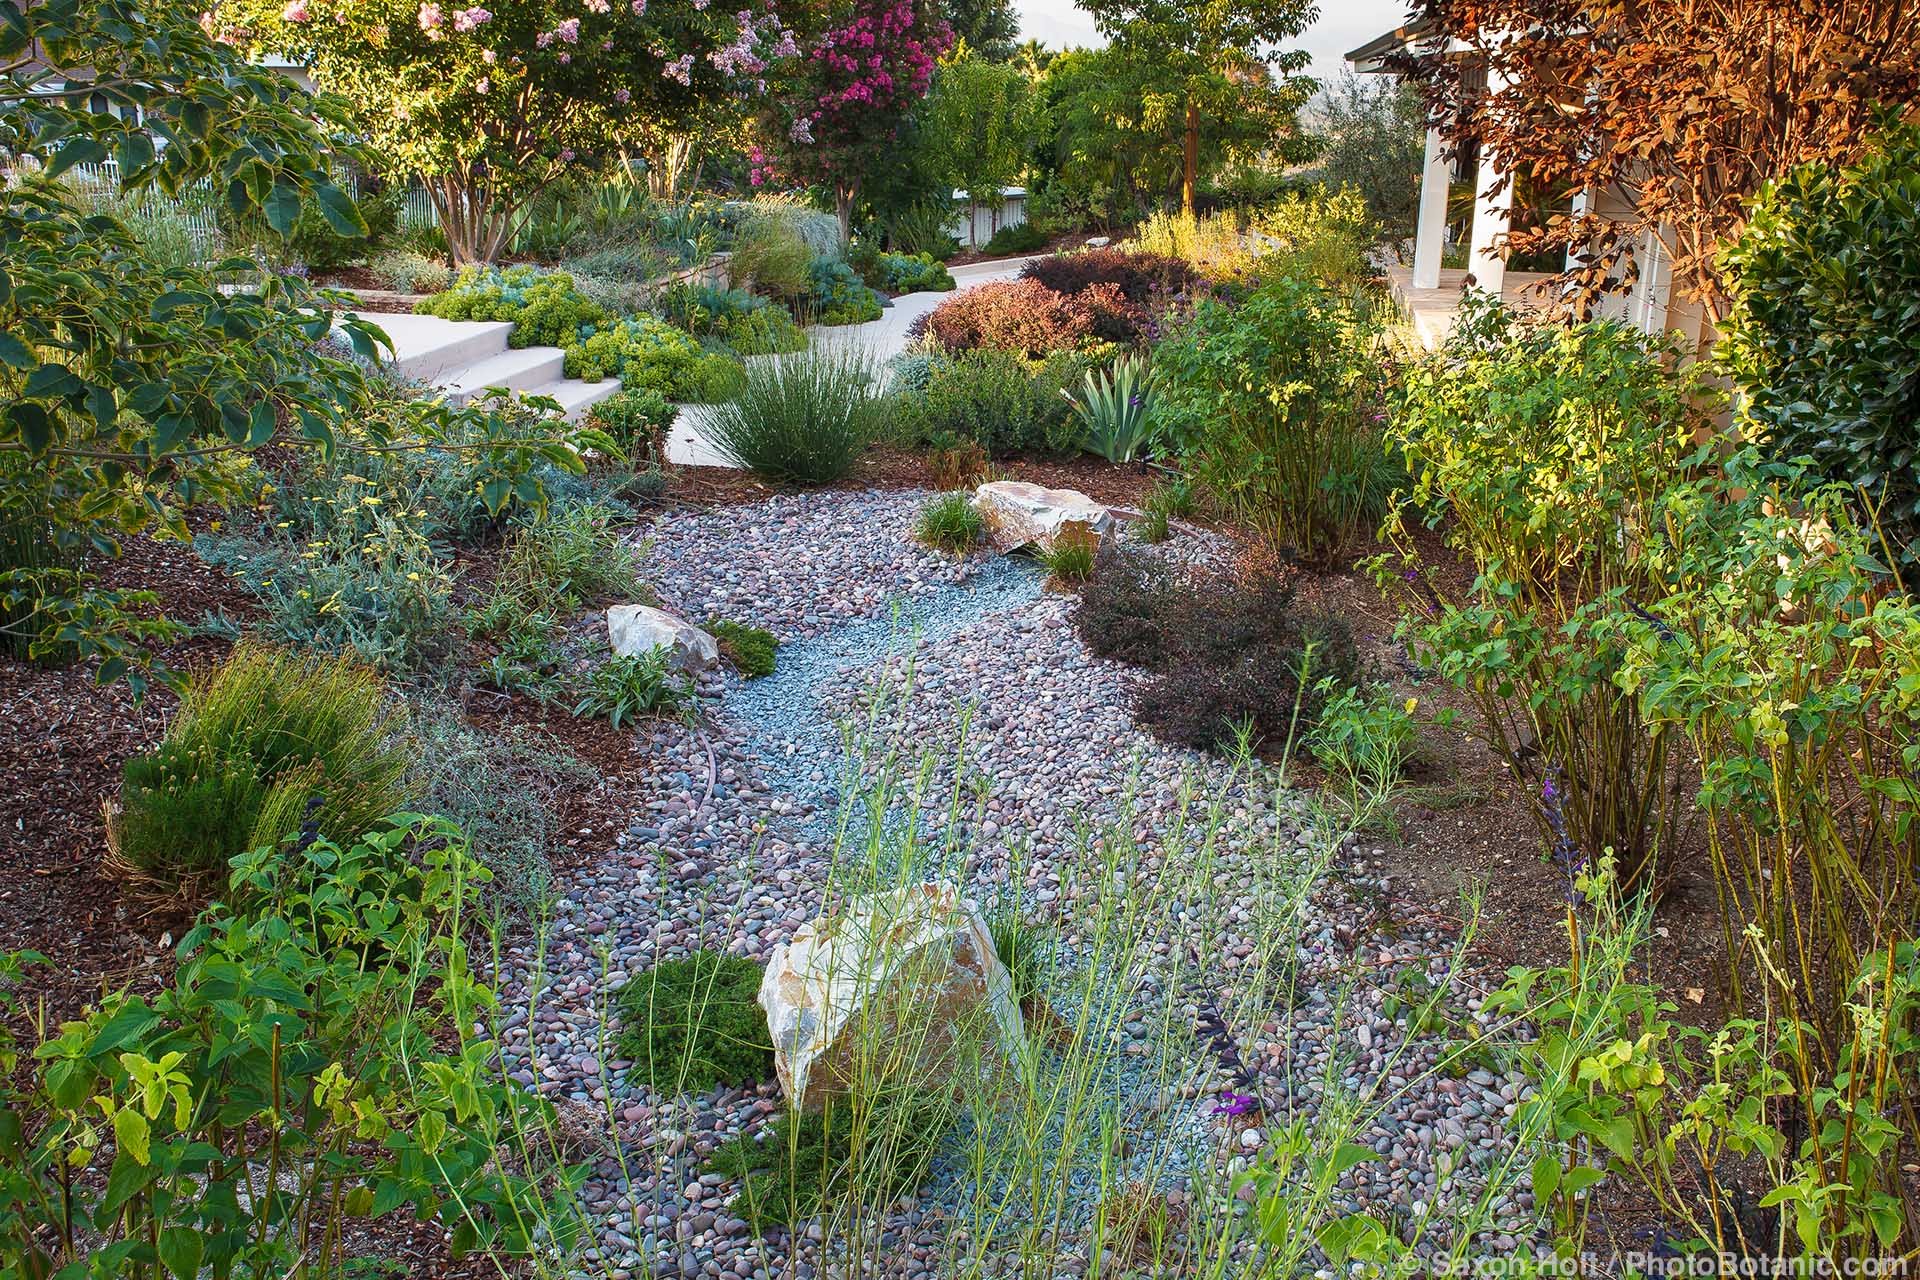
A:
758 881 1024 1110
971 481 1116 553
607 604 719 672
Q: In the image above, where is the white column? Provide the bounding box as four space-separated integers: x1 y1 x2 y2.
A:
1411 125 1450 291
1467 63 1513 297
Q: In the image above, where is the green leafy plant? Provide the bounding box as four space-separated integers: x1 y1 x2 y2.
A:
572 648 693 730
108 643 415 900
613 950 774 1095
1719 118 1920 567
897 348 1088 457
980 221 1049 255
0 816 569 1279
366 246 454 293
416 265 607 348
706 618 779 678
1307 680 1416 820
585 387 677 466
701 348 879 484
563 315 745 402
493 501 645 614
914 491 986 554
1062 350 1157 463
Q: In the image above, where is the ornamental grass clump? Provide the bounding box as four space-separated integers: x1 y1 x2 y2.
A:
108 642 414 900
914 491 985 554
701 348 879 485
707 618 779 677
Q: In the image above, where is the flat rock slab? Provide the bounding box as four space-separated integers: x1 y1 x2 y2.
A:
971 480 1116 553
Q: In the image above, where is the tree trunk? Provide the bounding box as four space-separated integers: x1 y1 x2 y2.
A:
968 193 978 248
835 182 857 247
1183 99 1199 216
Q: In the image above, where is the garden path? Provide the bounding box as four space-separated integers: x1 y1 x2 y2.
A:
485 487 1539 1279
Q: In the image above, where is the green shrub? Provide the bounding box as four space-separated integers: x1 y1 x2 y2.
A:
655 283 806 355
981 221 1049 256
614 950 773 1094
1247 184 1375 288
1378 294 1712 894
585 386 677 464
494 501 644 613
1154 272 1388 559
874 250 956 293
706 618 778 678
366 247 453 293
564 314 744 401
899 349 1085 457
288 184 400 273
0 458 78 663
572 648 693 730
3 816 559 1279
806 258 885 325
728 207 815 301
708 1096 955 1233
700 348 878 485
1719 120 1920 566
108 643 414 895
914 491 985 554
416 265 606 348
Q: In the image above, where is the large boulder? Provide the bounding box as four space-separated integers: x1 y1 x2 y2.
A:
607 604 719 673
971 480 1116 553
758 882 1024 1110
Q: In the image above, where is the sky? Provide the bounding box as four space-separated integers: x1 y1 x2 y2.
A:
1013 0 1414 90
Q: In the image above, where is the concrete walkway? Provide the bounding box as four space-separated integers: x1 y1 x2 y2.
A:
663 253 1046 467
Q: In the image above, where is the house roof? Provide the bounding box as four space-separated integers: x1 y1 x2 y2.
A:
1345 17 1438 72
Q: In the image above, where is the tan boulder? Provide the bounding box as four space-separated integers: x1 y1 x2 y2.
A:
757 882 1024 1110
970 480 1116 553
606 603 719 673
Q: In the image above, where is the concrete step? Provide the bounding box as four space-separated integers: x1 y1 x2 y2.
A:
521 376 625 421
372 312 515 384
439 346 568 406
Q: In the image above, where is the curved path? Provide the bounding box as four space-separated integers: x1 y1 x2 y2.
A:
662 254 1048 468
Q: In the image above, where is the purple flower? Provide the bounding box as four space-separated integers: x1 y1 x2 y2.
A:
1211 1090 1258 1117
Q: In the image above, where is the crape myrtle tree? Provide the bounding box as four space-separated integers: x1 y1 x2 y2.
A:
758 0 955 242
0 0 589 685
1406 0 1920 322
1081 0 1318 215
228 0 798 262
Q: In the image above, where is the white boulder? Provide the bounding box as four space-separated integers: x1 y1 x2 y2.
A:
758 882 1024 1110
971 480 1116 553
606 603 719 672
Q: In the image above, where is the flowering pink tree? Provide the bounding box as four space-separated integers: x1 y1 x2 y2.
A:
227 0 795 261
758 0 952 241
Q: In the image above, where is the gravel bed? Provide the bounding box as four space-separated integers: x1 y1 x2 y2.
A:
484 489 1536 1280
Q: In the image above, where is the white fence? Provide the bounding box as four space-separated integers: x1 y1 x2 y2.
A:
4 155 226 252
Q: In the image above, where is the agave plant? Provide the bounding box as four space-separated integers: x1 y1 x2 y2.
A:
1063 352 1158 464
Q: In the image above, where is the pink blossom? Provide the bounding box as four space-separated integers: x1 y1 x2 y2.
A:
281 0 309 22
558 50 571 61
482 47 497 61
475 75 490 91
631 0 646 12
664 52 695 83
555 16 579 41
417 2 443 32
560 148 576 161
451 5 489 31
614 87 631 103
